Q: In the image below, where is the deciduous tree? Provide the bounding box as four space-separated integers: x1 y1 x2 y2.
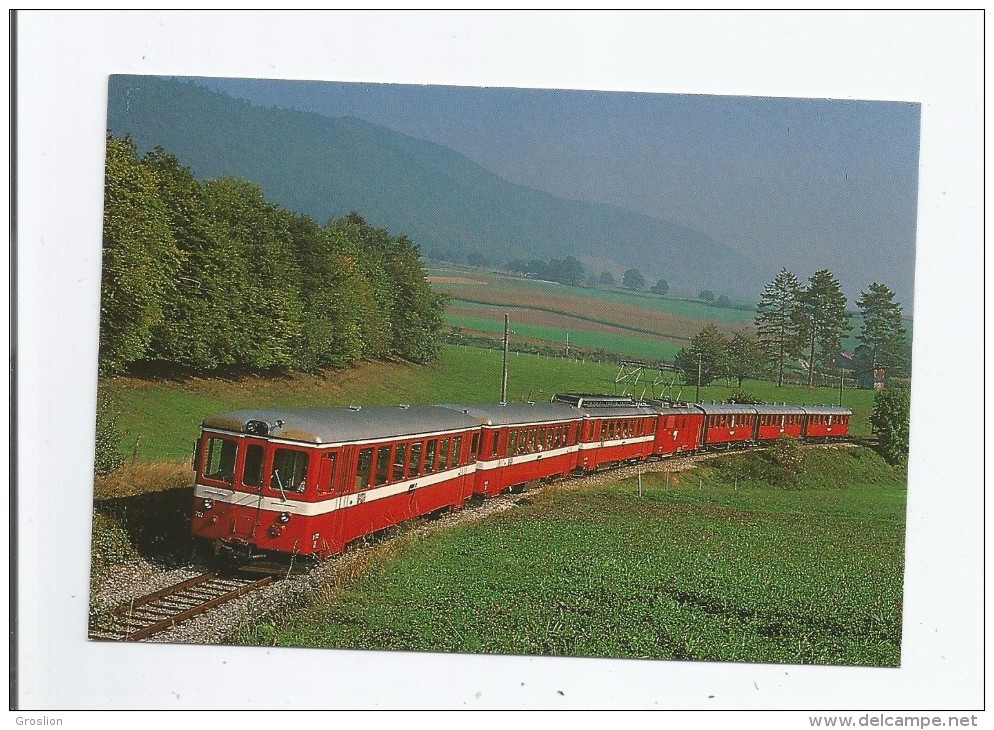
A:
726 332 765 387
870 382 910 466
622 268 646 291
99 135 180 373
674 323 729 388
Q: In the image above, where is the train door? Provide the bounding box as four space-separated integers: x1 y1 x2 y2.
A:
314 449 345 555
231 436 269 541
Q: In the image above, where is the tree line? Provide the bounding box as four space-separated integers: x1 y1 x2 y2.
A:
99 135 446 375
674 268 910 388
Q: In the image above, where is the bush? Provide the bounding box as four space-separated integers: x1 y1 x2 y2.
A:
94 393 125 476
728 390 763 404
870 383 910 467
768 436 804 488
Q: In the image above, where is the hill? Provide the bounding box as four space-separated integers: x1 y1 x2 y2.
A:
106 75 763 298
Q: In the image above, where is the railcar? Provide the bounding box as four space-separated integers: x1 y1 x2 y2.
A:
800 405 851 441
754 404 806 441
553 393 659 472
645 399 705 456
191 405 482 559
438 401 584 497
696 402 760 448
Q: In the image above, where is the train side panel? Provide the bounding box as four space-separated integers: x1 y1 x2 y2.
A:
651 410 704 455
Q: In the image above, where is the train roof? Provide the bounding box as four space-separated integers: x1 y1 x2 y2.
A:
551 392 637 409
751 403 807 414
799 405 852 415
436 402 582 427
201 406 482 445
693 402 760 415
644 399 701 414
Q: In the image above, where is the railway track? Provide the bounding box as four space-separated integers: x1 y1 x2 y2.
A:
89 572 274 642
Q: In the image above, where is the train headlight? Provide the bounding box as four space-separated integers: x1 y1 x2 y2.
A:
202 498 214 510
278 512 291 524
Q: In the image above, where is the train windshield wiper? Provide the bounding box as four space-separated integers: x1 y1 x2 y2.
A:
273 470 288 502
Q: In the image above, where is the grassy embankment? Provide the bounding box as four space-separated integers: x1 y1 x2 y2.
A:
243 445 906 667
98 344 875 475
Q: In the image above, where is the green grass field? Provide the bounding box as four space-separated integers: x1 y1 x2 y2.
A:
100 345 876 464
245 445 906 667
445 311 682 360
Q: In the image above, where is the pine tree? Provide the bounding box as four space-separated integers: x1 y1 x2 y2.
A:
799 269 851 386
856 283 909 376
755 269 805 387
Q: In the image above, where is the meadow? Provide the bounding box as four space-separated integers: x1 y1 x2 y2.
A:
245 445 906 667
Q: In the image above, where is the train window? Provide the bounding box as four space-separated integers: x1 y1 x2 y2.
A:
488 432 498 457
272 448 309 493
537 427 546 449
242 443 264 487
471 432 480 462
409 441 424 476
439 438 451 469
356 448 373 490
318 452 337 494
508 430 518 455
600 422 608 440
204 437 236 482
545 428 553 449
393 443 408 482
528 429 537 453
374 446 392 485
424 439 438 473
453 436 463 466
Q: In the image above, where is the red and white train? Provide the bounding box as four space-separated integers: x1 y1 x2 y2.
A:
190 394 850 560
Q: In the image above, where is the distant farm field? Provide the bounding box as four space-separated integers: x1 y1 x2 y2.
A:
429 266 754 358
99 344 875 467
247 446 906 667
445 308 682 361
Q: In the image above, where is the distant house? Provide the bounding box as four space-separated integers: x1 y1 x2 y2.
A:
829 351 857 370
828 351 888 389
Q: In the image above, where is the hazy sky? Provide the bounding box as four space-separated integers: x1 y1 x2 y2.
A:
193 77 920 309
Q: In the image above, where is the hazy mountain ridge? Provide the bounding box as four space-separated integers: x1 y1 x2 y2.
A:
107 75 763 297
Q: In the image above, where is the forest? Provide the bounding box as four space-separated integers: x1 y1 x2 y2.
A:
99 135 446 375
